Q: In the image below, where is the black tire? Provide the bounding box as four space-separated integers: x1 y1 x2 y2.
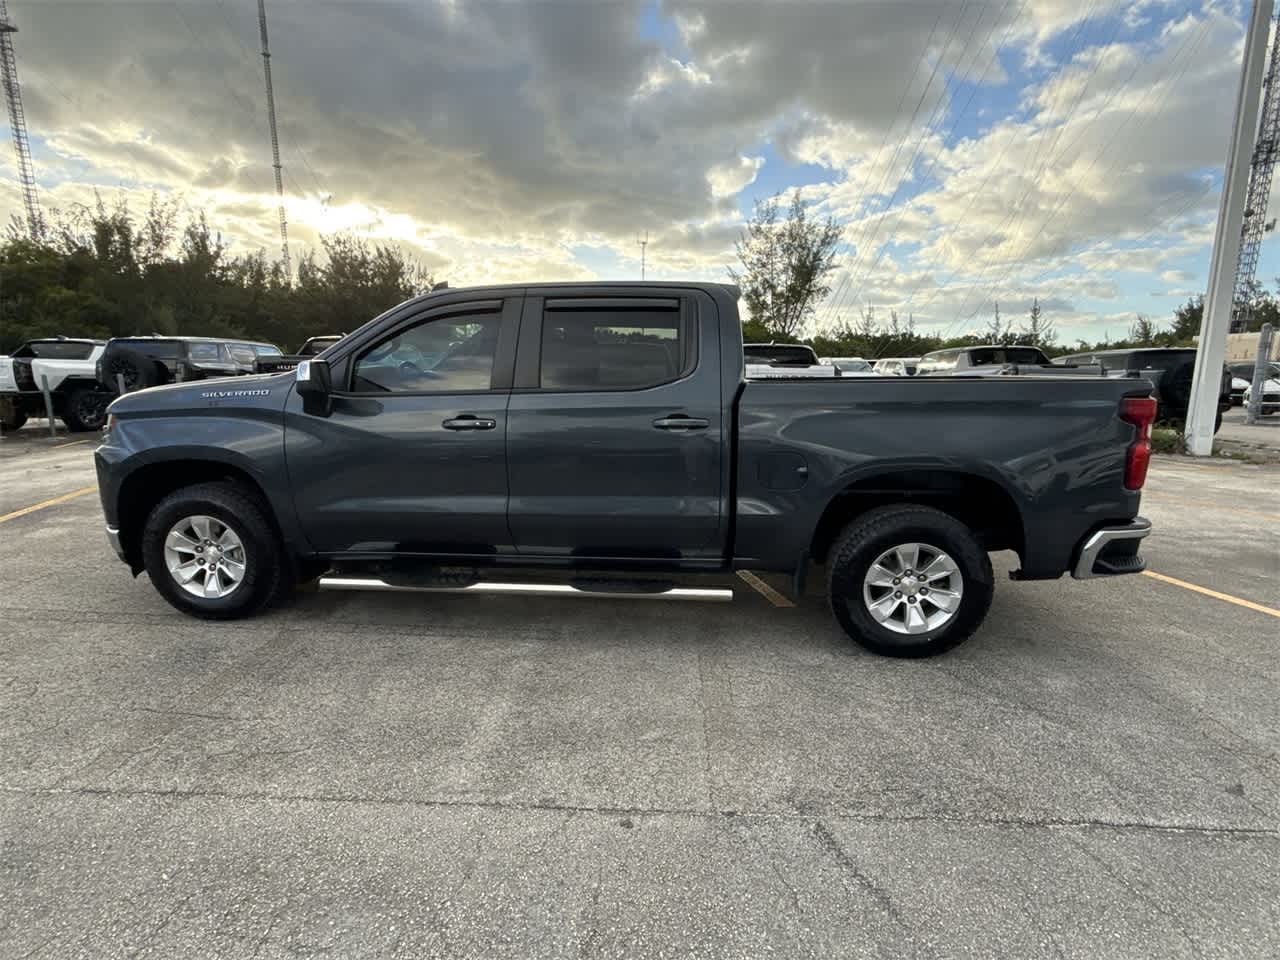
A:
102 345 158 393
825 504 994 658
1214 411 1223 434
61 386 111 432
141 481 285 620
0 407 26 431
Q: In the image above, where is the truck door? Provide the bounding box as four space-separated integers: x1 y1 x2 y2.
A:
504 290 724 560
284 296 520 556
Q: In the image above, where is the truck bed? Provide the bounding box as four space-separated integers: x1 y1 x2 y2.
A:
733 374 1150 580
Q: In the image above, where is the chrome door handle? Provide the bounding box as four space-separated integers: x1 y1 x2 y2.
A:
442 417 497 430
652 416 709 430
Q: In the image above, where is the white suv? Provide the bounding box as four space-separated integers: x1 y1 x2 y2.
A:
0 338 112 432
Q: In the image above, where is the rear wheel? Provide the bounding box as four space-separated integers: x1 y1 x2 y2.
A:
826 505 994 658
141 482 285 620
61 386 111 432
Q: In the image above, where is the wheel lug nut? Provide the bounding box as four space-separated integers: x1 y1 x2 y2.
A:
907 596 917 603
893 578 900 585
894 591 902 598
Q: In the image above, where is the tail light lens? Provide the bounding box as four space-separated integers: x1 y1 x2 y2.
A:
1119 396 1157 490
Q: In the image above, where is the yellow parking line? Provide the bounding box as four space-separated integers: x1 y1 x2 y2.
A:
1142 570 1280 620
53 438 92 449
736 570 796 608
0 485 97 524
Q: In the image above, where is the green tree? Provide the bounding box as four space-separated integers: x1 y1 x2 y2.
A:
729 189 842 339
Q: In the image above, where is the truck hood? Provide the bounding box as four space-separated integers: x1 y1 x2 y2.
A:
108 372 294 416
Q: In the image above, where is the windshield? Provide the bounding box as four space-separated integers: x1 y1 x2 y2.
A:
744 344 818 365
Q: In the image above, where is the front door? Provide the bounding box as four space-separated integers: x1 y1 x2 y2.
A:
504 291 723 560
285 296 520 556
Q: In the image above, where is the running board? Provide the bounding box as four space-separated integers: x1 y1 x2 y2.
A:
316 575 734 603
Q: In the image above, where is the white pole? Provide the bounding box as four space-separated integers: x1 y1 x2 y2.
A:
1186 0 1274 455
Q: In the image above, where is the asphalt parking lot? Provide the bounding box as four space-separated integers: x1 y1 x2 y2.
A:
2 422 1278 958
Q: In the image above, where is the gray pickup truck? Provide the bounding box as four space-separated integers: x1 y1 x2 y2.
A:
95 282 1155 657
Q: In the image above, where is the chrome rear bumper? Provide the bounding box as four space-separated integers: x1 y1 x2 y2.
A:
1072 518 1151 580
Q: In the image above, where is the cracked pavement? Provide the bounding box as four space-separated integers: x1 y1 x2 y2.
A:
2 431 1278 958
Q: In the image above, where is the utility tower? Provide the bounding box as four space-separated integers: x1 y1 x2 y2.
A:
0 0 42 238
637 232 649 280
1230 12 1280 332
257 0 290 280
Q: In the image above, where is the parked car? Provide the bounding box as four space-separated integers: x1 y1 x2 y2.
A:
872 357 920 376
96 282 1156 659
917 345 1052 375
97 336 282 393
0 337 113 432
1240 362 1280 413
1227 362 1255 406
255 335 347 374
744 342 837 378
820 356 877 375
1052 348 1231 430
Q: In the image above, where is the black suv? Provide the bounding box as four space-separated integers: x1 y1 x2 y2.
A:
1053 348 1231 429
97 336 282 393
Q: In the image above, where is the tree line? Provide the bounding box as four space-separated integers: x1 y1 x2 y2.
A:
0 196 433 353
2 190 1275 359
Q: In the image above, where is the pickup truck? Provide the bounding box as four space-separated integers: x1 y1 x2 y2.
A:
743 342 837 378
95 282 1155 658
254 335 347 374
0 338 113 432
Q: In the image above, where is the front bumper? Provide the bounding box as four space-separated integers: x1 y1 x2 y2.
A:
1071 518 1151 579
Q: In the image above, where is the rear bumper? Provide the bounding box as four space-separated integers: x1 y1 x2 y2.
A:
1071 518 1151 579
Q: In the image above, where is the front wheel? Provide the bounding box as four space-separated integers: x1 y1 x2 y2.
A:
141 482 285 620
826 505 994 658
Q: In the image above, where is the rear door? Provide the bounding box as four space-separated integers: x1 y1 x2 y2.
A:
504 289 724 560
285 294 521 556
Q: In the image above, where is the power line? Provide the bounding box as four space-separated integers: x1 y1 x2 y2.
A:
837 0 1020 326
816 5 949 326
907 1 1125 331
944 14 1215 333
821 0 974 328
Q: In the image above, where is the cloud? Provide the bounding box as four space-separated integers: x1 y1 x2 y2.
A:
0 0 1256 342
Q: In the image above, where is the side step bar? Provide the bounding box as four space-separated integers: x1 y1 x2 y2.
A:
317 575 735 603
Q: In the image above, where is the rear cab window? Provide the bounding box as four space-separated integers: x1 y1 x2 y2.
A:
538 299 691 391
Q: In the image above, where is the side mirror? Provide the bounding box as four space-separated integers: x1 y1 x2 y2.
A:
296 359 333 416
295 358 331 397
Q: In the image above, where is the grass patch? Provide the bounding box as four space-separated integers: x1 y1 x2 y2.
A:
1150 426 1182 454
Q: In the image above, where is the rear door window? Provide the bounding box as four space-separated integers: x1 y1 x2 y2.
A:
539 301 689 391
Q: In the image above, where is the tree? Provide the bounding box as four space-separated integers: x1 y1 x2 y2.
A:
983 302 1007 344
1019 297 1056 347
1169 295 1202 343
729 189 842 338
1129 314 1156 346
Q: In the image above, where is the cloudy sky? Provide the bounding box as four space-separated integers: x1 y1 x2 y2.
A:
1 0 1274 343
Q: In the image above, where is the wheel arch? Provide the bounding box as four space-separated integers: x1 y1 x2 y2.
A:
809 468 1026 566
114 458 282 572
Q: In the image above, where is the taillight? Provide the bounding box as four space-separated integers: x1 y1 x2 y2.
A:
1119 396 1157 490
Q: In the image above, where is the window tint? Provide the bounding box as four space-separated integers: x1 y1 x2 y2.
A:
14 341 96 360
540 306 686 390
352 311 501 393
253 344 283 357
